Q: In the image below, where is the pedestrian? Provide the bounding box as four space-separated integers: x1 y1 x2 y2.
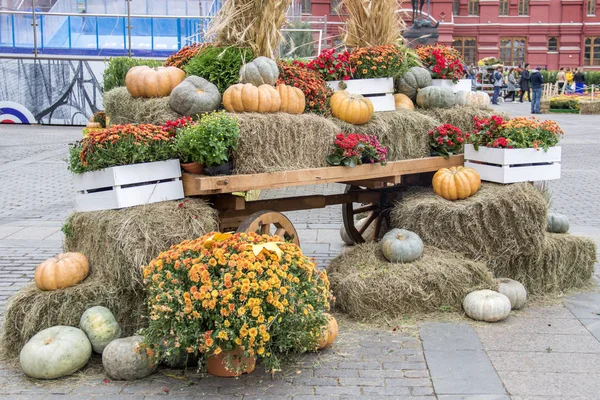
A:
530 66 544 114
504 68 517 102
556 67 566 93
574 67 586 94
491 66 504 105
519 63 531 103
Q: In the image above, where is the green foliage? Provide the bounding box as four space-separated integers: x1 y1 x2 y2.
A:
184 47 254 93
102 57 162 92
280 22 315 59
550 95 580 110
542 70 600 85
61 217 73 240
395 45 423 77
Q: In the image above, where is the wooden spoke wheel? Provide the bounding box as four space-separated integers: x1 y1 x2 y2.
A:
236 210 300 247
342 185 395 245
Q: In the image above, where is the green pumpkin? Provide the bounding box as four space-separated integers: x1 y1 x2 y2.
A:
169 76 221 117
395 67 432 100
239 56 279 86
547 213 570 233
20 326 92 379
102 336 156 380
80 306 121 354
416 86 455 109
380 228 424 263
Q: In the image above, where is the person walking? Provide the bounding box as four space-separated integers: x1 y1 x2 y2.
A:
492 66 504 105
556 67 566 93
574 67 586 94
530 66 544 114
504 68 517 102
519 63 531 102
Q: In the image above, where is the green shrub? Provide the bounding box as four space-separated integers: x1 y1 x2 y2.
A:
184 47 254 93
541 70 600 85
103 57 163 92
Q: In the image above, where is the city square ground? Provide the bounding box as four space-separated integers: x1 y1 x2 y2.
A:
0 102 599 399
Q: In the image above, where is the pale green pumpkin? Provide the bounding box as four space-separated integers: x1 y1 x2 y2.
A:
102 336 156 380
463 289 511 322
80 306 121 354
239 56 279 86
395 67 432 100
380 228 424 263
496 278 527 310
547 213 570 233
416 86 455 109
169 76 221 117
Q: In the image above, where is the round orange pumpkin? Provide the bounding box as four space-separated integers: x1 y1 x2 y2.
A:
34 252 90 291
125 66 185 98
276 84 305 114
394 93 414 110
330 91 374 125
317 313 339 349
222 83 281 113
432 166 481 201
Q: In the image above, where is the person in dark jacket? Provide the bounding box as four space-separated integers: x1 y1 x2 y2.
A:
574 67 586 94
519 63 531 103
530 66 544 114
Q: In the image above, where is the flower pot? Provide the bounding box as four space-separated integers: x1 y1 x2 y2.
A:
180 161 204 175
205 162 233 176
206 347 256 377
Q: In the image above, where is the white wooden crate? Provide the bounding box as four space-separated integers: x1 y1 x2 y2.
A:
431 79 472 93
464 144 561 184
327 77 395 112
73 159 184 212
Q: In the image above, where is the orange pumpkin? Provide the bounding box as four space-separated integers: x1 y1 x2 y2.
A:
317 313 339 349
394 93 415 110
34 252 89 291
432 166 481 201
330 91 374 125
125 66 185 98
222 83 281 113
276 84 305 114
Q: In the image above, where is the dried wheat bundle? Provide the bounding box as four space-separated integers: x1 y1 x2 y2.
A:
341 0 406 48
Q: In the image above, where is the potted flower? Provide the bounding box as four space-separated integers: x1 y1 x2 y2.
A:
428 124 466 159
326 133 388 167
465 116 564 183
416 44 469 92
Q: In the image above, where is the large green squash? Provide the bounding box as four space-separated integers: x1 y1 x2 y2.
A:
20 326 92 379
416 86 455 109
102 336 156 380
239 56 279 86
395 67 432 100
80 306 122 354
547 213 570 233
380 228 424 263
169 76 221 117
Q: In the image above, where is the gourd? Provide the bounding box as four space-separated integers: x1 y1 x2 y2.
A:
340 217 376 245
380 228 424 263
222 83 281 113
454 90 491 108
239 56 279 86
330 91 374 125
277 84 305 114
80 306 122 354
102 336 156 380
463 290 512 322
20 326 92 379
125 66 185 98
496 278 527 310
432 166 481 201
394 93 415 110
416 86 455 109
395 67 432 100
547 213 570 233
169 76 221 117
34 252 89 291
317 313 339 349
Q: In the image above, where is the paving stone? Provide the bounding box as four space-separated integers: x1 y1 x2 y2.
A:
314 386 362 396
579 318 600 341
565 291 600 320
487 350 600 373
497 370 600 397
3 227 61 241
420 323 483 351
360 386 411 396
437 396 511 400
477 331 600 353
475 315 591 335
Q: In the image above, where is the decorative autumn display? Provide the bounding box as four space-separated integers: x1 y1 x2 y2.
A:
326 133 387 167
380 229 424 263
496 278 527 310
547 213 570 233
340 0 404 48
463 290 511 322
330 91 374 125
416 86 455 109
394 93 414 110
307 48 354 81
277 61 333 115
20 326 92 379
103 336 157 380
432 166 481 201
222 83 281 113
162 116 193 136
276 84 306 114
317 313 338 349
428 124 466 159
125 66 185 98
454 90 491 108
140 232 332 374
416 44 465 83
80 306 122 354
34 252 89 291
469 116 564 150
395 67 433 100
163 43 210 69
169 76 221 117
348 45 404 79
240 56 280 86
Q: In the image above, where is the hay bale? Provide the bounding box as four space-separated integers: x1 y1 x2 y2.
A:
232 113 339 174
391 183 548 259
488 233 597 294
580 100 600 115
331 110 437 161
327 243 495 319
104 87 181 125
417 106 510 133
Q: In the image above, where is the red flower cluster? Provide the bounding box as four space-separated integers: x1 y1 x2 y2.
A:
327 133 387 167
416 44 465 82
277 61 333 115
164 43 211 69
469 115 512 149
428 124 465 158
163 116 193 136
307 49 355 81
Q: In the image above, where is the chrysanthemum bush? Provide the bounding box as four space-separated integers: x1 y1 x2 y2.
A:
348 44 404 79
428 124 466 158
140 232 332 373
277 60 334 115
416 44 464 82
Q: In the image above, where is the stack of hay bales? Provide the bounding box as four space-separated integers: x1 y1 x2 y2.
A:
579 99 600 115
103 87 182 125
1 200 218 357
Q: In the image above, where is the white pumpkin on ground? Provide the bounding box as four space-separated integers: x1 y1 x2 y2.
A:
496 278 527 310
380 228 424 263
102 336 156 380
340 217 376 245
20 326 92 379
454 90 491 108
463 290 511 322
80 306 122 354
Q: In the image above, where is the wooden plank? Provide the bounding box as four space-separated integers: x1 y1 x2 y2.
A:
183 155 463 196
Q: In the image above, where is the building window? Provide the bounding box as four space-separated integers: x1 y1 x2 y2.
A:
453 37 477 65
587 0 596 15
500 37 527 65
584 37 600 66
518 0 529 15
468 0 479 15
453 0 460 15
548 37 558 52
499 0 509 15
301 0 311 14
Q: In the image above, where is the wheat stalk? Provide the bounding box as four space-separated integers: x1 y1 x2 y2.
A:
341 0 405 48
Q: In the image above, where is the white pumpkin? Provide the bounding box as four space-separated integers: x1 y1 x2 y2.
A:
463 290 511 322
496 278 527 310
80 306 122 354
340 217 376 245
454 90 491 108
380 229 424 263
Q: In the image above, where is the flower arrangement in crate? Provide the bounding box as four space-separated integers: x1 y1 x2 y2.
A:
306 48 355 82
348 44 404 79
416 44 465 83
277 60 334 115
428 124 467 159
140 231 333 375
326 133 388 167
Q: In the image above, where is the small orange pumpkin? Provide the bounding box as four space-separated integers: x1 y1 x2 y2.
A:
34 252 89 291
222 83 281 113
432 166 481 201
394 93 415 110
276 84 305 114
125 66 185 98
330 91 374 125
317 313 339 349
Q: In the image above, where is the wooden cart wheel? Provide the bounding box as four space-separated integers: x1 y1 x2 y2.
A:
236 210 300 247
342 185 390 245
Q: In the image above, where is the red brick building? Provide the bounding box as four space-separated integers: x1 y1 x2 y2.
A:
306 0 600 70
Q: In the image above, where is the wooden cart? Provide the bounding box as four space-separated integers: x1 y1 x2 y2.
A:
183 155 464 245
